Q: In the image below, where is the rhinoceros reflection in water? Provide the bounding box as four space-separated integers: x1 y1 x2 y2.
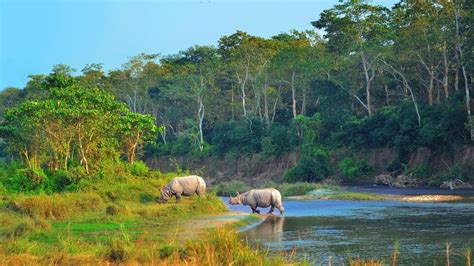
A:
245 216 285 243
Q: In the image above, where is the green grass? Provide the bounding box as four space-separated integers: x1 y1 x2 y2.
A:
0 171 301 264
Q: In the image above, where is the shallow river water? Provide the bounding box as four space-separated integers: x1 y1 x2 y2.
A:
223 187 474 265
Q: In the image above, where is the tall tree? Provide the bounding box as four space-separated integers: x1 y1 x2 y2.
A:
313 0 392 116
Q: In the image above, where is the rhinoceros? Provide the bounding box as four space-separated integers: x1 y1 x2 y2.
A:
229 188 285 215
158 175 206 203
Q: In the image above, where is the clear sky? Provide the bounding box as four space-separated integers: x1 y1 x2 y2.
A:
0 0 397 90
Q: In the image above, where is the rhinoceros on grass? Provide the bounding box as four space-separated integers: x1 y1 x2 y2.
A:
229 188 285 215
158 175 206 203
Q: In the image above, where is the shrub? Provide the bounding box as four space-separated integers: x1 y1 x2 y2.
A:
284 147 332 183
211 120 265 156
106 237 133 262
442 163 474 182
139 193 154 203
338 157 372 182
261 123 296 157
211 181 251 196
275 182 319 197
106 205 120 216
404 164 431 179
128 161 149 176
9 219 37 238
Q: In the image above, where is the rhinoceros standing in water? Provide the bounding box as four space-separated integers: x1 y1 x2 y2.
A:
229 188 285 215
158 175 206 203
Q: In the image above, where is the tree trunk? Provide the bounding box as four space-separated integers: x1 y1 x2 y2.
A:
384 60 421 126
291 71 297 119
361 52 375 116
428 74 434 106
455 67 460 91
197 94 205 152
77 132 89 174
263 84 270 127
301 89 306 116
442 41 449 98
462 65 473 141
454 3 473 141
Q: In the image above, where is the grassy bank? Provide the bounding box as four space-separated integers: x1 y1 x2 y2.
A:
0 169 302 265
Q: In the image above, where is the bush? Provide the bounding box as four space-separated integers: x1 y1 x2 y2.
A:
404 164 431 179
211 120 265 156
106 237 133 262
261 123 297 157
128 161 149 176
442 163 474 182
275 182 319 197
284 147 332 183
139 193 155 203
338 157 372 182
211 181 251 196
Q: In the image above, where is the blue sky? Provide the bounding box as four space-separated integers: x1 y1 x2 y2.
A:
0 0 397 90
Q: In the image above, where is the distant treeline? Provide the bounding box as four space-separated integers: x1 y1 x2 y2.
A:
0 0 473 184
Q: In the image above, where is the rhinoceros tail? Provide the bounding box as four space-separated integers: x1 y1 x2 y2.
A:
196 176 207 196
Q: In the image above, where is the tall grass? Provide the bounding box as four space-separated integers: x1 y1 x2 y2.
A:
7 193 104 220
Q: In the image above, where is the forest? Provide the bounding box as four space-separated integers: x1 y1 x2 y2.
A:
0 0 473 192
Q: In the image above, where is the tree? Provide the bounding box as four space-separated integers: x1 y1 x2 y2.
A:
0 80 158 173
392 0 449 106
109 53 160 113
313 0 392 116
160 46 220 152
269 31 329 120
218 31 278 119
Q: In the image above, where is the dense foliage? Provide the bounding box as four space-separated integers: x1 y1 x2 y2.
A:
1 0 473 185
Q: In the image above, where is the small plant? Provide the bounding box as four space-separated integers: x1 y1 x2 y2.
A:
349 258 384 266
106 237 133 262
275 182 319 197
211 181 251 196
461 244 471 266
128 161 149 176
391 240 399 266
9 219 36 238
338 157 372 182
404 164 431 179
139 192 155 203
106 205 120 216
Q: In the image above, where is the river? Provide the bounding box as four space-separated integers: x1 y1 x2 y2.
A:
223 187 474 265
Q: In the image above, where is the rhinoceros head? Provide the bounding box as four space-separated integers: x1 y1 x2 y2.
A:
229 192 241 205
158 188 171 203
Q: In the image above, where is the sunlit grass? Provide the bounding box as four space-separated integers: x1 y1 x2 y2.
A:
0 172 302 264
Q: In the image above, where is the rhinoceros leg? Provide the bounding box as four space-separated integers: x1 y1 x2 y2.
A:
175 193 182 203
276 205 285 215
250 206 260 214
267 205 275 214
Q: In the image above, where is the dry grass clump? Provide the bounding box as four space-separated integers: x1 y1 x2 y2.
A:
349 258 384 266
7 193 104 220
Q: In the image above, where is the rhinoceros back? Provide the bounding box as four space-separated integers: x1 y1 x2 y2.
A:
246 188 282 208
171 175 206 196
